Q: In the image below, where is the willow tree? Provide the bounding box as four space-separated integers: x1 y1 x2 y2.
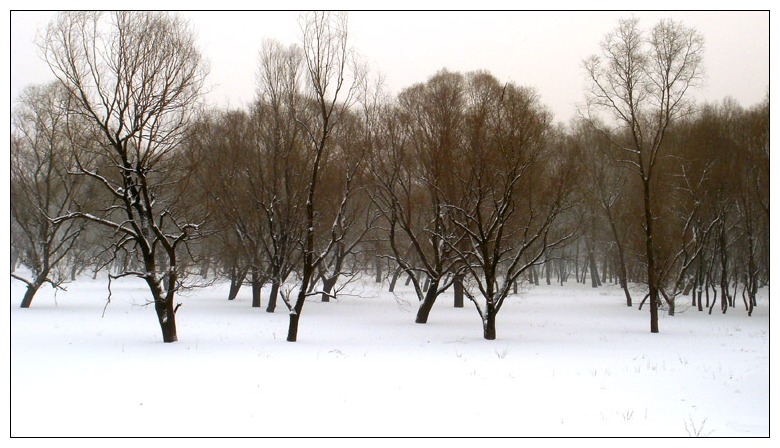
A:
40 11 208 342
584 17 704 333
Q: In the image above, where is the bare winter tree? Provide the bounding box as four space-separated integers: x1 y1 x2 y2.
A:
370 70 466 325
39 11 208 342
583 17 704 333
254 39 307 313
446 72 577 340
10 82 89 307
283 11 366 342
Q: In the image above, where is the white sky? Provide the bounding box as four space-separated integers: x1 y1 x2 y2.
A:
7 9 770 125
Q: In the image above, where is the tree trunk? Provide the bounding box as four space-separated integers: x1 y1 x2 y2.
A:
374 258 382 283
589 249 600 288
580 261 588 284
453 274 464 308
696 280 703 312
20 282 42 309
483 309 497 340
415 280 439 324
156 298 178 343
287 267 310 342
641 177 659 333
545 258 551 285
227 265 247 301
20 269 50 308
150 273 178 343
708 287 718 315
251 266 262 308
227 279 241 301
266 280 279 313
719 225 729 314
574 240 580 283
388 266 402 292
287 311 300 342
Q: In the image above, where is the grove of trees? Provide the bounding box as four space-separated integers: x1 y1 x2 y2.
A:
11 11 769 343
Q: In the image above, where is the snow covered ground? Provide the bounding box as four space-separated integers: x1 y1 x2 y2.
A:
9 273 769 437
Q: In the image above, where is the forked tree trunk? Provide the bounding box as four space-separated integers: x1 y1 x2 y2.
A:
227 265 247 301
415 280 439 324
321 276 338 302
149 272 177 343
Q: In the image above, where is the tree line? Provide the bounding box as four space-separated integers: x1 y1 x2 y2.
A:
11 12 769 342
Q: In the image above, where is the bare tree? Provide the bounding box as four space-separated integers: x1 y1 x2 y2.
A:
446 72 577 340
254 39 307 312
40 11 208 342
370 70 467 325
11 83 89 307
584 17 704 333
283 11 366 342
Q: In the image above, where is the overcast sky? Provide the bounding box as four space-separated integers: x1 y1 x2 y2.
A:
9 10 769 124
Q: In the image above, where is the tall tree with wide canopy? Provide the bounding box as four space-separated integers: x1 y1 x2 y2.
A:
40 11 208 342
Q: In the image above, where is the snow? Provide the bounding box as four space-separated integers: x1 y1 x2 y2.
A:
10 273 769 437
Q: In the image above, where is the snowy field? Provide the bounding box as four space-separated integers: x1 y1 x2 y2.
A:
10 273 769 437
